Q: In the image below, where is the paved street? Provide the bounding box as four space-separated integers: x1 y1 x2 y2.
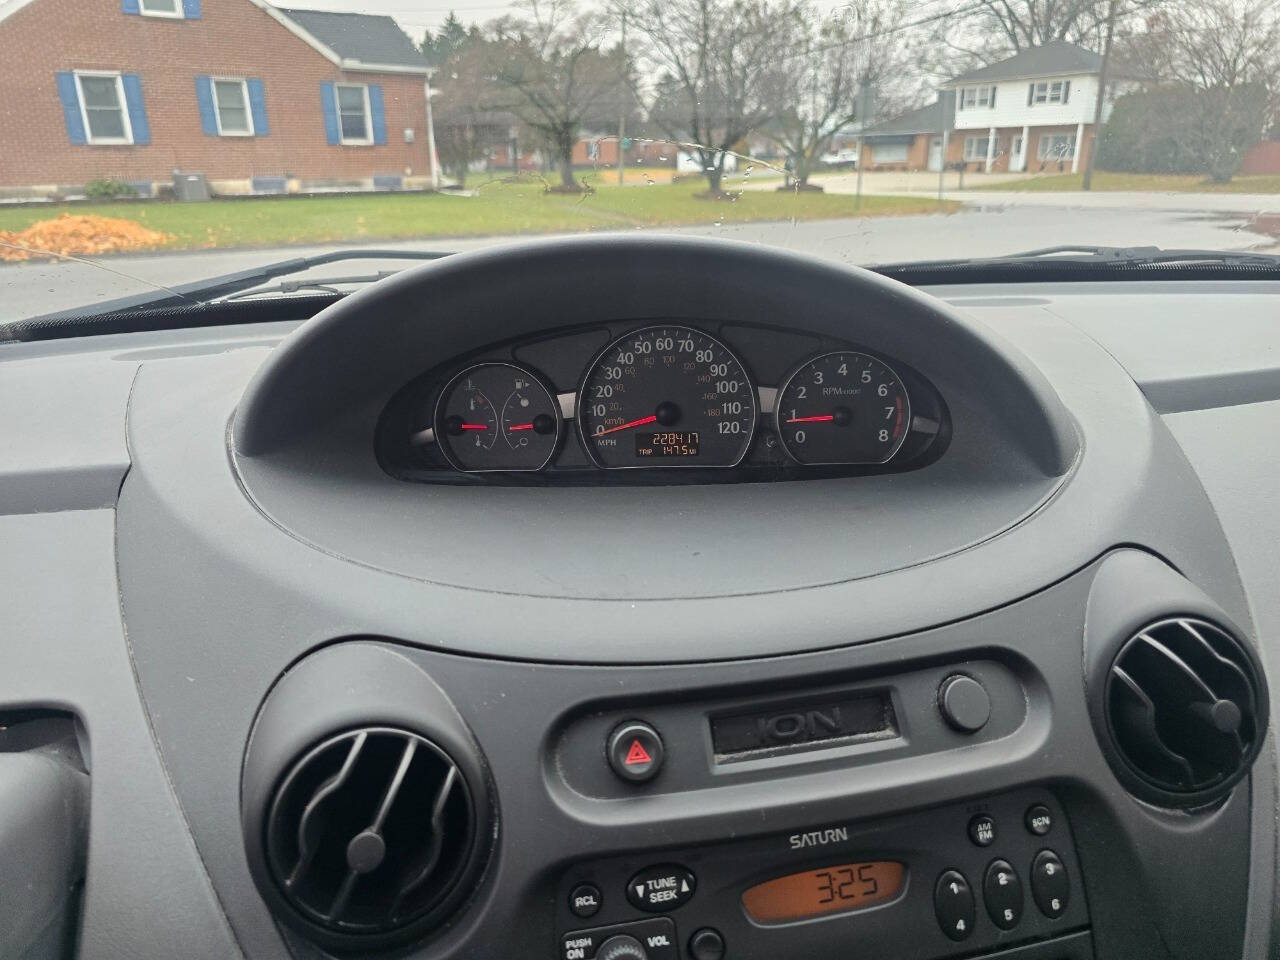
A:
4 196 1278 322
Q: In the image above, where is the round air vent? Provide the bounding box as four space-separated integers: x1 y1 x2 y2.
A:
265 727 479 942
1105 617 1265 806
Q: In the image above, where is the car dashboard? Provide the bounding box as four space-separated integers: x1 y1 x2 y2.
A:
1 236 1278 960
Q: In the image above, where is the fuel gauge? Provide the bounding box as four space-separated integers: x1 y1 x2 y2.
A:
435 362 561 472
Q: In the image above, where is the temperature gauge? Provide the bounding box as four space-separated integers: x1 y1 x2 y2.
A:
434 362 561 472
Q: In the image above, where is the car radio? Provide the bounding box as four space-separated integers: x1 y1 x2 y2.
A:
556 789 1090 960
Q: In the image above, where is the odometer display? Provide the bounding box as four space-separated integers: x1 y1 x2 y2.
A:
580 326 757 468
776 351 911 465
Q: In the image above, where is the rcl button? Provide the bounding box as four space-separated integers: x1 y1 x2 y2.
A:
626 864 696 912
1031 849 1070 919
560 918 677 960
983 859 1024 930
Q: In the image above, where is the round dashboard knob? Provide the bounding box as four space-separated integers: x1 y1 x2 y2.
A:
596 934 648 960
938 674 991 732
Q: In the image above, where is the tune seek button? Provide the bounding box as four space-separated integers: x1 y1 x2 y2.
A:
934 870 976 941
626 864 696 912
983 859 1024 930
607 721 665 783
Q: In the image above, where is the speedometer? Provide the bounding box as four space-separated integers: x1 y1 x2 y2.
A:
579 325 757 469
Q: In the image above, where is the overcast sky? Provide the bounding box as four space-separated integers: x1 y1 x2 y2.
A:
291 0 857 41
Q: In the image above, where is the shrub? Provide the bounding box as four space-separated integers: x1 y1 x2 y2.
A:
84 179 139 199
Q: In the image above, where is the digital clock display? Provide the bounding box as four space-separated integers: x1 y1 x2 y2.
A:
740 861 906 924
635 431 700 459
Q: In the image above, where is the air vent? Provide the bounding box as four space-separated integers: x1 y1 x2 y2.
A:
1106 618 1264 804
264 727 478 939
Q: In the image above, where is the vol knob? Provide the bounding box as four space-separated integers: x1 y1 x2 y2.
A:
596 934 648 960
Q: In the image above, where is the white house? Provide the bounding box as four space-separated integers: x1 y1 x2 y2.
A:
944 40 1118 174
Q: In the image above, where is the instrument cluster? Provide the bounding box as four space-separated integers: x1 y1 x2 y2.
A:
380 320 948 482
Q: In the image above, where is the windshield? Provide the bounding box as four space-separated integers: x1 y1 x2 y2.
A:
1 0 1278 327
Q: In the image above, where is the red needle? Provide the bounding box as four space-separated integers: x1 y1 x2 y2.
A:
507 423 534 432
594 414 658 436
786 414 835 423
458 423 489 431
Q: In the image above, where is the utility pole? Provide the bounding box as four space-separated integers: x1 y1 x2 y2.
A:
1083 0 1119 190
424 73 441 191
617 11 627 186
854 84 870 210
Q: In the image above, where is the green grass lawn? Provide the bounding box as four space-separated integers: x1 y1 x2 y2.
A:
0 178 956 254
978 172 1280 193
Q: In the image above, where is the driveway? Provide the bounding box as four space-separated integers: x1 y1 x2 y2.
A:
791 170 1280 214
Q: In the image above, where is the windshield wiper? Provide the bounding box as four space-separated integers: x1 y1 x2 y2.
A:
22 249 453 325
871 245 1280 282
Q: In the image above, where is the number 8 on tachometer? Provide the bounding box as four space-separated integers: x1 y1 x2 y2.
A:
578 325 758 469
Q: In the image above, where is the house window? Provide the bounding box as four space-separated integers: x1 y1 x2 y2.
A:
1031 81 1070 105
336 84 371 144
75 72 133 144
964 136 998 161
1037 134 1076 160
213 79 253 136
139 0 183 18
959 86 997 109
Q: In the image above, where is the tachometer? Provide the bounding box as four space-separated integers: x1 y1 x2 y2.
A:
579 325 757 468
435 362 561 471
776 351 910 465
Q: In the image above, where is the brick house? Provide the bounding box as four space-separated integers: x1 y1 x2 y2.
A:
0 0 434 197
859 92 956 172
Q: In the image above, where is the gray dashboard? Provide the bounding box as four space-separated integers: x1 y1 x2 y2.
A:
0 238 1278 960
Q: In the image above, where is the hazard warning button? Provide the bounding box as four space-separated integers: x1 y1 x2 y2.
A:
607 721 665 783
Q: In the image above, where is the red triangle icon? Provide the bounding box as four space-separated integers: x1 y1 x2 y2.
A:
624 740 653 766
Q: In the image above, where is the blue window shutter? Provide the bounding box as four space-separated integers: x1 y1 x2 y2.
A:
121 0 140 14
182 0 201 17
369 83 386 145
248 78 268 136
321 82 340 145
55 72 87 145
122 74 150 145
195 76 217 135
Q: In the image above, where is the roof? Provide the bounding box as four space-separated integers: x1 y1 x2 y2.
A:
949 41 1101 85
267 4 429 73
862 92 956 139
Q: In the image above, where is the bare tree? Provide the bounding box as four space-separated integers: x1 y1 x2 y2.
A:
488 0 630 191
1120 0 1280 180
432 40 513 188
635 0 804 194
768 0 918 189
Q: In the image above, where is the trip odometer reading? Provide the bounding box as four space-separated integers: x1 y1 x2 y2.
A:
776 351 911 465
580 326 757 468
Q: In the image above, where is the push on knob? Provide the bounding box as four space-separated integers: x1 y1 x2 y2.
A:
596 934 648 960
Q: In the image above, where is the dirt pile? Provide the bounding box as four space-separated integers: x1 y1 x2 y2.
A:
0 213 173 262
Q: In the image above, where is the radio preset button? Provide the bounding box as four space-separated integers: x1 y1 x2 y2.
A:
569 883 602 919
934 870 976 941
983 859 1024 929
626 865 696 912
1031 849 1070 918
